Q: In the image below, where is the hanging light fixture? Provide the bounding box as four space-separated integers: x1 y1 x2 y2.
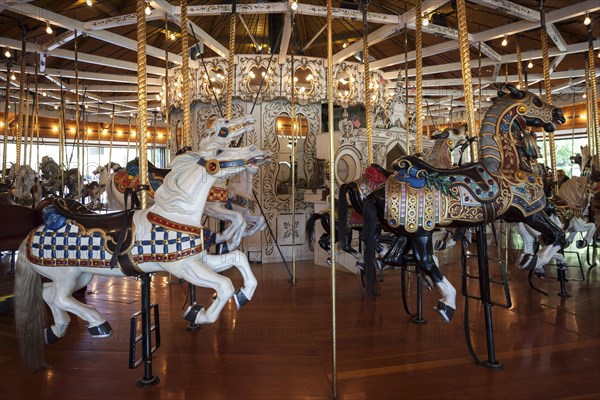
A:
342 42 347 48
42 90 47 97
583 92 587 99
291 0 298 11
54 104 59 110
501 35 508 47
10 73 16 81
145 2 152 16
45 21 53 35
527 59 533 69
584 13 591 26
170 31 176 41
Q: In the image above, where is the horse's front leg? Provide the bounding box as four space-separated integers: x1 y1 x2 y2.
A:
241 211 266 237
522 212 566 275
206 250 257 308
204 204 247 251
411 234 456 323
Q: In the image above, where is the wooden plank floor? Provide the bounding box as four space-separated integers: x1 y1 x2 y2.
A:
0 236 598 400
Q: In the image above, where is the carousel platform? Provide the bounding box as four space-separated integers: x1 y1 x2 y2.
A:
0 232 598 399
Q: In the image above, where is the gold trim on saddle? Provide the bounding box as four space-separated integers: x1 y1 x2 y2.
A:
385 179 440 233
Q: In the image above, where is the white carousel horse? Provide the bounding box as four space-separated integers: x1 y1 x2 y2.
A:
89 162 122 210
106 115 262 251
516 176 596 274
14 143 271 370
0 164 41 208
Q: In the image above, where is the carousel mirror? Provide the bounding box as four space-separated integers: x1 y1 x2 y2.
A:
335 69 354 106
275 114 308 201
292 66 316 104
246 64 271 93
204 67 226 98
334 145 362 185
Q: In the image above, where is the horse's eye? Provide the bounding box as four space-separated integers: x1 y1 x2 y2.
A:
532 96 543 107
216 149 223 156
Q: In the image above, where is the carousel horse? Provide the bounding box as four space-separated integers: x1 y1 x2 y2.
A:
0 164 41 208
14 142 271 370
105 116 261 252
516 176 596 273
39 156 83 199
361 84 565 322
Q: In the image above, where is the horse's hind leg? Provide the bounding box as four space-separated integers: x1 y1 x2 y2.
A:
411 234 457 323
206 250 257 308
42 269 110 340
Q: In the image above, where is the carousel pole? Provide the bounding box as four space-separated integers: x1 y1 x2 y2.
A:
226 0 236 120
404 23 410 155
34 54 39 170
587 22 600 168
180 0 192 147
74 31 82 198
539 0 556 193
109 105 115 168
327 2 337 397
456 0 501 369
97 101 101 167
2 62 10 181
23 76 29 166
127 114 132 163
414 0 423 155
59 79 66 196
362 0 373 164
31 54 38 167
132 0 157 387
164 16 171 165
290 6 297 285
15 28 26 167
516 35 525 89
585 57 596 163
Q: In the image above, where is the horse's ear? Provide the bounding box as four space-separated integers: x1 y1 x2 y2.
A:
431 130 449 140
501 84 524 99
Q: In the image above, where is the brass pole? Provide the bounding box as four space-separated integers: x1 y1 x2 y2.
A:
16 30 26 167
23 77 29 166
585 55 596 164
180 0 192 147
404 23 410 155
455 0 476 164
2 63 10 180
226 0 237 120
34 54 39 169
164 16 170 165
588 23 600 168
109 105 115 167
153 111 157 165
327 1 337 397
516 35 524 89
362 0 373 164
136 0 150 209
97 101 101 166
539 0 556 191
74 30 81 198
415 0 423 155
127 114 132 162
290 11 296 285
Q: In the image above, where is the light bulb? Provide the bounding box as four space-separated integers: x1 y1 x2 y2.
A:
291 0 298 11
501 35 508 46
583 93 587 99
527 60 533 69
10 73 16 81
155 94 161 100
145 3 152 16
46 23 53 35
54 105 58 110
423 16 429 27
170 32 175 41
42 91 47 97
84 104 88 109
584 14 591 26
86 0 93 6
343 42 347 48
4 50 10 58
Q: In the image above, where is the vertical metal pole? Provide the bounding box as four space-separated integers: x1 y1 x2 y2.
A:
16 30 26 167
74 30 81 198
327 1 337 397
362 0 373 164
475 225 502 369
415 0 423 155
180 0 192 147
290 8 296 284
2 62 9 180
226 0 236 120
587 23 600 168
404 24 410 155
164 16 171 165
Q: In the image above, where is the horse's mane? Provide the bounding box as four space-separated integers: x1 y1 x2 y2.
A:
153 152 204 213
558 176 591 211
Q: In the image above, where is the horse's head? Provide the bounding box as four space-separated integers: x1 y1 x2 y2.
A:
194 143 272 179
431 123 470 151
497 84 566 132
199 115 257 150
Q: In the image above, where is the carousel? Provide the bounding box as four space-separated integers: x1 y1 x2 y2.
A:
0 0 598 398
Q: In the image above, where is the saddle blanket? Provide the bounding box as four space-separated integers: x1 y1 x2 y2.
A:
26 212 212 268
113 170 163 198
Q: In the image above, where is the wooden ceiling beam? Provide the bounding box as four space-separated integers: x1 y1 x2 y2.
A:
278 2 293 65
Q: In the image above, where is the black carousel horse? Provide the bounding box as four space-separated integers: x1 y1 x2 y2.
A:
361 84 566 323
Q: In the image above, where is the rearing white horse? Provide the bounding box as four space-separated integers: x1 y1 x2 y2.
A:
14 143 271 370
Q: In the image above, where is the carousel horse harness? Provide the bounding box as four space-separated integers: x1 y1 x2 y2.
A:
26 197 211 277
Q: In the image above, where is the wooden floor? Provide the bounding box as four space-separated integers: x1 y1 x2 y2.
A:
0 232 599 400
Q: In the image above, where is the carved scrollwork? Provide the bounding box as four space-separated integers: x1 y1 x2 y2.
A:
238 56 278 104
282 57 325 105
333 62 359 108
197 58 229 105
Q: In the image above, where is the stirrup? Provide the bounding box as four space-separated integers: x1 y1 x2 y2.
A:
183 303 204 323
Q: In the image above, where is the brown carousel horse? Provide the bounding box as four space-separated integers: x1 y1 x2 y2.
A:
362 84 566 322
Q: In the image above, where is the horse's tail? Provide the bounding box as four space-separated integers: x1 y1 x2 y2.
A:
363 193 380 295
14 241 47 370
306 212 322 251
337 183 352 249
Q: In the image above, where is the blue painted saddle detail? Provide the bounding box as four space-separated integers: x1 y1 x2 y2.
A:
42 205 67 230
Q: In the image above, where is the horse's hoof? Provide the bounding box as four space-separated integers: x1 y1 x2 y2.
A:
434 240 446 251
88 321 112 338
576 240 587 249
435 301 455 323
44 327 61 345
519 254 537 270
234 289 249 309
420 275 434 291
183 303 204 323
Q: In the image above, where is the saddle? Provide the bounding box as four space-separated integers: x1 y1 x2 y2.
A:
393 156 500 204
52 198 135 256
